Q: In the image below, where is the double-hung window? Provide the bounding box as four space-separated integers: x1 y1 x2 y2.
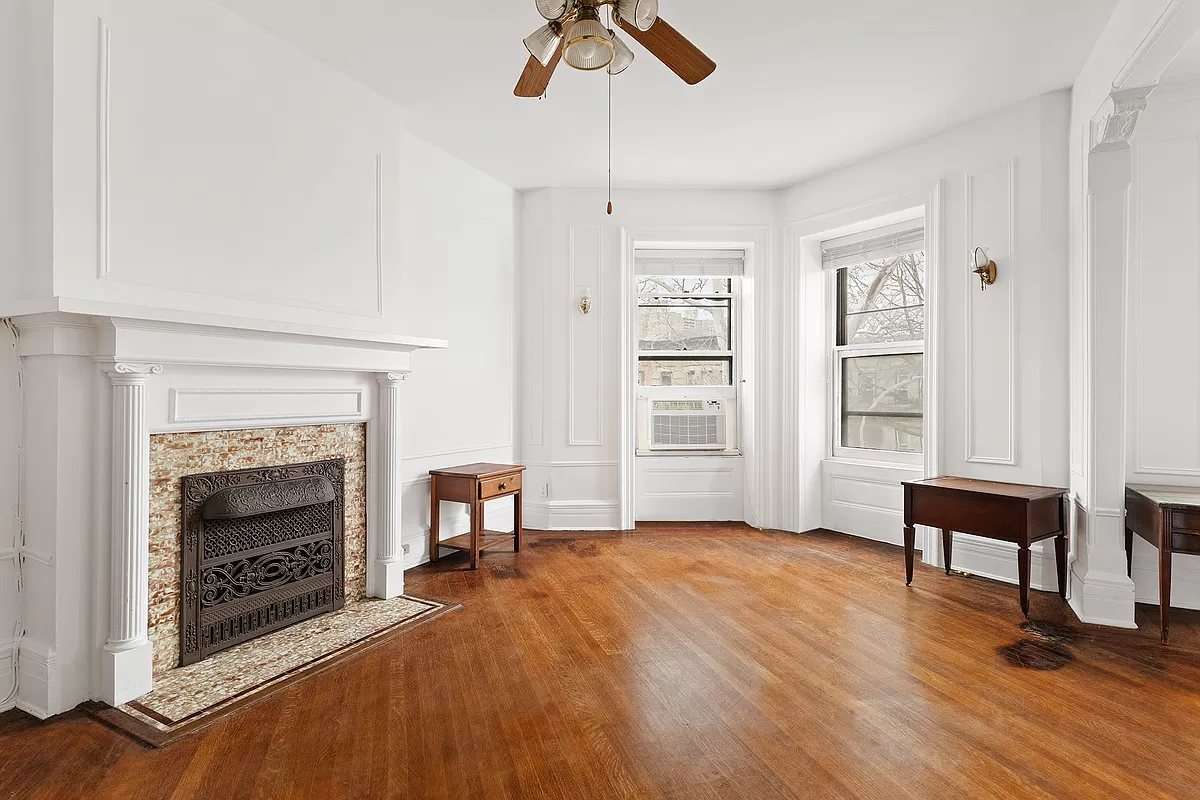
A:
825 224 925 460
635 250 741 387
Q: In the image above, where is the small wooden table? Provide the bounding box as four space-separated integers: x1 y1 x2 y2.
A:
429 463 525 570
903 477 1068 617
1125 484 1200 643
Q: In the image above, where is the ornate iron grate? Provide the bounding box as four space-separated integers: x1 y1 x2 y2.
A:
179 459 345 666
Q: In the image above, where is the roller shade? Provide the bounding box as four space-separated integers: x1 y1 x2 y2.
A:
635 249 745 277
822 223 924 271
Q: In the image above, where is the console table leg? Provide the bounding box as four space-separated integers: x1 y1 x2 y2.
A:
1018 545 1031 618
1055 533 1068 600
429 475 440 563
1160 527 1172 644
903 525 916 585
1125 527 1134 578
941 529 952 575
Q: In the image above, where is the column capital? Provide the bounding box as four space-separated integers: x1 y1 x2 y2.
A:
1091 86 1154 153
106 362 163 382
377 371 410 386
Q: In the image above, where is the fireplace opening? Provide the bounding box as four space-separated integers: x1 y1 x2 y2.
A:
179 459 346 666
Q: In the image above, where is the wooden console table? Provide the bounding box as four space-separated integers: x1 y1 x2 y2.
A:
1125 484 1200 643
903 477 1068 617
429 463 524 570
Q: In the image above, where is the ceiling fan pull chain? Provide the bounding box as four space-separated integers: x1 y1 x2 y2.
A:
607 64 613 215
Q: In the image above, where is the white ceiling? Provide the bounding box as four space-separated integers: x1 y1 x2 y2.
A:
215 0 1117 190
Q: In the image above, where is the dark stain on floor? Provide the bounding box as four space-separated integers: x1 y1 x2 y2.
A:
998 638 1074 671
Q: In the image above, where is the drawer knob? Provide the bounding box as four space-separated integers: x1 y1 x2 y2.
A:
499 483 507 490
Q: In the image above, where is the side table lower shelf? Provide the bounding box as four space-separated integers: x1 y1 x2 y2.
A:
438 530 517 554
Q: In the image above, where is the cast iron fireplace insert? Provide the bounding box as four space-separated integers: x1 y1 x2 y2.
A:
178 458 346 666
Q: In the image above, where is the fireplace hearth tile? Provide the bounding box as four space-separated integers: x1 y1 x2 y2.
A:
111 594 448 742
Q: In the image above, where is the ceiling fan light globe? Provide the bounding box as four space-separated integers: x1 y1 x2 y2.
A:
608 32 634 75
523 23 563 67
535 0 576 21
616 0 658 31
563 10 615 71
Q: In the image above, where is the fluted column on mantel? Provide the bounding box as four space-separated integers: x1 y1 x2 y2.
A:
371 372 408 599
100 362 161 706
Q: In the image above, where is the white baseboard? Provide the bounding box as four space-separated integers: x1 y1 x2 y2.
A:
1068 566 1137 628
952 536 1061 593
0 639 15 713
15 638 57 720
524 501 619 531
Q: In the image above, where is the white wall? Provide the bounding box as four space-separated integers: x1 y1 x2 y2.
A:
781 92 1072 590
518 189 775 530
0 323 18 711
395 130 517 562
1126 83 1200 609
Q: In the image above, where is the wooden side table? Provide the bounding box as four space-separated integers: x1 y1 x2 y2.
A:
429 463 525 570
903 477 1068 617
1125 484 1200 643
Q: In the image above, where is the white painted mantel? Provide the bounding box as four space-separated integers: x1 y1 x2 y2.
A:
6 308 445 715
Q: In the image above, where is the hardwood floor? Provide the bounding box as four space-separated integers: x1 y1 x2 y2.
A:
3 525 1200 799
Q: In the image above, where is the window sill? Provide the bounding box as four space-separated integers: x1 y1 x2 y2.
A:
637 450 744 459
823 456 923 472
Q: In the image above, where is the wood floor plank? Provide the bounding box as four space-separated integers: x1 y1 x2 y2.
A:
3 525 1200 799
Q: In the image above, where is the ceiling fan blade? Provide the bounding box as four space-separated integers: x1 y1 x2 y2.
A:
615 16 716 85
514 47 563 98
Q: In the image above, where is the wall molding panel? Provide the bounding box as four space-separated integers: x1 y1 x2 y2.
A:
567 227 604 447
96 17 112 279
963 161 1018 466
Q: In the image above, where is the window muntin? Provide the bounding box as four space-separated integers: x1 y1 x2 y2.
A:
637 276 734 387
833 244 925 457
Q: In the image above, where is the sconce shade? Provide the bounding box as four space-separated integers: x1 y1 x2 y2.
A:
608 31 635 75
617 0 658 31
536 0 576 21
524 23 563 67
563 8 615 71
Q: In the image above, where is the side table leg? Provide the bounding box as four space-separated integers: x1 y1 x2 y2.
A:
1125 527 1134 578
469 496 481 571
941 528 952 575
514 488 523 553
429 475 439 563
904 525 916 585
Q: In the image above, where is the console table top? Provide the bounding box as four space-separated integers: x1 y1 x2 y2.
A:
1127 484 1200 509
902 476 1066 501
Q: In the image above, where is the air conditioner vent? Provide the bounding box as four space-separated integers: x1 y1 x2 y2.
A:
649 399 727 450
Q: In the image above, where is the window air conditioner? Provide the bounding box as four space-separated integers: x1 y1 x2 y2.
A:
649 399 728 451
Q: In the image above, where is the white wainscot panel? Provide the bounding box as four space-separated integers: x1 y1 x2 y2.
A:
636 457 744 522
964 162 1017 466
1131 136 1200 478
1132 540 1200 611
821 461 917 546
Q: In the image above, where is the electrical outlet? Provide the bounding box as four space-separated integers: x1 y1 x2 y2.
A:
540 482 549 498
402 542 411 555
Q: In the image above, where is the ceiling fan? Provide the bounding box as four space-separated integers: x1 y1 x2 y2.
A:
515 0 717 98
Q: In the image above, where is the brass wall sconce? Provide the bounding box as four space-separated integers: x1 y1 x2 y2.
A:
971 247 997 291
578 286 593 315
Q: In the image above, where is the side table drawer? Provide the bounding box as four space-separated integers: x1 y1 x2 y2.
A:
480 473 521 499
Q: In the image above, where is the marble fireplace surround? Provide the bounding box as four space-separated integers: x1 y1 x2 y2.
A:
10 307 446 712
